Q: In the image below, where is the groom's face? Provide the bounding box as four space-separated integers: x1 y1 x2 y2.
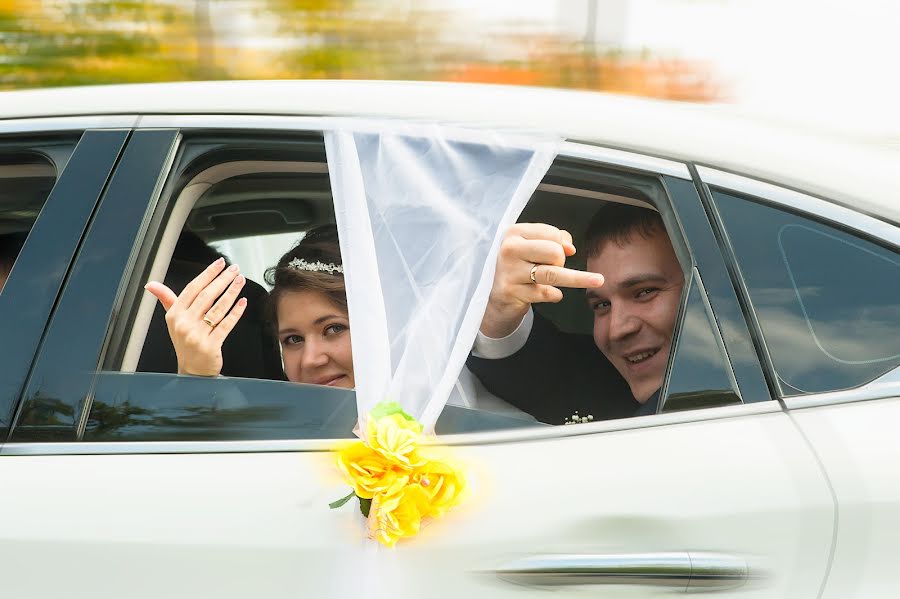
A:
585 228 684 403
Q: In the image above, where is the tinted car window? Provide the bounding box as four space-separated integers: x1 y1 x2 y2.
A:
83 373 532 441
0 136 92 439
714 190 900 395
0 155 57 293
662 271 741 412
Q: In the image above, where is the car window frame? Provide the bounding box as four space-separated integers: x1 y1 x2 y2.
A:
8 129 179 443
696 165 900 409
0 128 128 441
4 117 782 453
664 170 773 404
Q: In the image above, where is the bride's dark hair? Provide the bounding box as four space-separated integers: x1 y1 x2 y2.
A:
264 224 346 329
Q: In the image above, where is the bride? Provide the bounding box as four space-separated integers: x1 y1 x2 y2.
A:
145 225 354 388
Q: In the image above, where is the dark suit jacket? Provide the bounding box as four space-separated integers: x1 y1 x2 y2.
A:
467 312 639 424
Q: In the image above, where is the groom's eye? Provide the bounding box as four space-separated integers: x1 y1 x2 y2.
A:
590 300 611 313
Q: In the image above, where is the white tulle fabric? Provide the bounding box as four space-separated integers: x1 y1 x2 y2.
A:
325 122 558 433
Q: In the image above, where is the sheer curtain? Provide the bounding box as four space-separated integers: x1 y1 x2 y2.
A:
326 121 558 432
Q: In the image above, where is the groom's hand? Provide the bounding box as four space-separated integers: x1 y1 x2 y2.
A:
480 223 604 338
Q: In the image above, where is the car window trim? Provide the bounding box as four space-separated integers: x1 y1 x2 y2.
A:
696 166 900 247
0 400 782 455
137 115 693 180
559 141 690 179
0 115 140 135
781 378 900 411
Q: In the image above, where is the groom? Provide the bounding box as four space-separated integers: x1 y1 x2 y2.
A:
468 204 684 424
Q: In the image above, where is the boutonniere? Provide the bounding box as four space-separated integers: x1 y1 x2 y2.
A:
330 401 467 547
564 410 594 425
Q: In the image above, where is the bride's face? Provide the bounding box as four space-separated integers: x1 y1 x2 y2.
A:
276 290 354 389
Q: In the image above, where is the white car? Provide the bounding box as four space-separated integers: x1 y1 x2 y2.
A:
0 81 897 598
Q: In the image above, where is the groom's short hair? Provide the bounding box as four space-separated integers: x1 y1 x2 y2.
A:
584 203 665 259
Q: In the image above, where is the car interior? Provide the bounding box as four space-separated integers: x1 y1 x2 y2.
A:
128 163 332 381
121 148 664 390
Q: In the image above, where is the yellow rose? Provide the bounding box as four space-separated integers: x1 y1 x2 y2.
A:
367 484 431 547
336 442 409 500
412 459 467 518
365 413 425 468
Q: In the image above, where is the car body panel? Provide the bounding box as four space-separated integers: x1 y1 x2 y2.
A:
0 407 832 599
790 397 900 599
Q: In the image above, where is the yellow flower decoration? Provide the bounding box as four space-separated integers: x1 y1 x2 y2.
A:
336 443 409 500
366 484 431 548
365 412 425 468
412 458 467 518
331 401 468 546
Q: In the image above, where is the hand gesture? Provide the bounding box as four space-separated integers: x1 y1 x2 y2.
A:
481 223 604 338
144 258 248 376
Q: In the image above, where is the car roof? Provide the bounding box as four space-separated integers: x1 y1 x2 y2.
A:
2 80 897 226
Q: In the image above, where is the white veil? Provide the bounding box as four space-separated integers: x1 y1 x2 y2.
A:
325 121 558 433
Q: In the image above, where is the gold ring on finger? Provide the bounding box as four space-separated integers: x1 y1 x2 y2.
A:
530 263 539 284
202 315 216 328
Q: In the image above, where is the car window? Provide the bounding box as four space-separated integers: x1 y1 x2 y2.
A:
11 133 748 443
64 133 536 443
0 153 57 294
0 135 93 439
468 159 747 424
661 270 741 412
713 189 900 395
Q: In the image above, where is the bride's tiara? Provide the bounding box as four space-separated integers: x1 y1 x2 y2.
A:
287 257 344 275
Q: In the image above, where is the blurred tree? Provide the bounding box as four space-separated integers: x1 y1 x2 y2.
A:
0 0 721 102
266 0 472 80
445 33 721 102
0 0 219 89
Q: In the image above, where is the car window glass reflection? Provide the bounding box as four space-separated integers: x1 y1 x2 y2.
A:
84 372 532 441
662 274 741 413
714 190 900 394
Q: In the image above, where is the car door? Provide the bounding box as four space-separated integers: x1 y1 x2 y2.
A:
699 167 900 599
0 121 834 599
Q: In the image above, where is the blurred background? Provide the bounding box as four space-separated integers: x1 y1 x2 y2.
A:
1 0 898 144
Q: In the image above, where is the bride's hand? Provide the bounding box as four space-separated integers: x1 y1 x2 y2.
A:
145 257 247 377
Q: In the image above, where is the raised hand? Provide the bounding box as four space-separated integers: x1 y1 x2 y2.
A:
144 257 248 376
481 223 604 338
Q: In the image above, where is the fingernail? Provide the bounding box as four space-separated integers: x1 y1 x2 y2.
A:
236 275 245 284
214 257 225 267
228 264 239 273
589 275 604 287
238 297 247 306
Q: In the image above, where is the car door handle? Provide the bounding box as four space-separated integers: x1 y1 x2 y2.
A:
495 552 749 591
